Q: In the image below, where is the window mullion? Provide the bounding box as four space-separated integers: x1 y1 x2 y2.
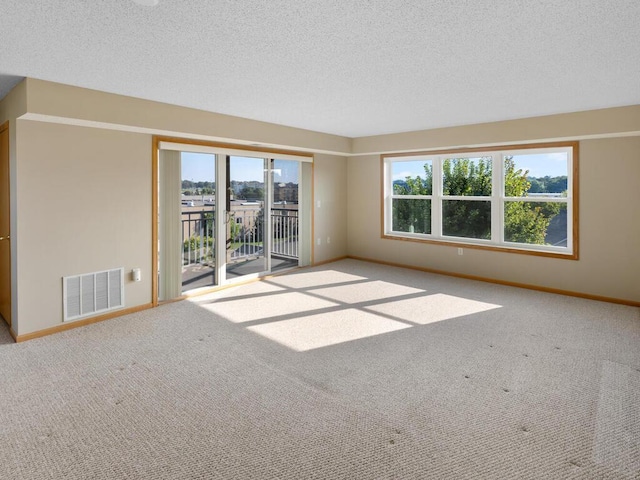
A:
432 156 442 237
493 153 503 244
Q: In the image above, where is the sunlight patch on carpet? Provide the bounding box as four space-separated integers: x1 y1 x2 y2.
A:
198 291 338 324
190 279 287 304
365 293 501 325
246 309 411 351
267 269 369 290
309 280 425 305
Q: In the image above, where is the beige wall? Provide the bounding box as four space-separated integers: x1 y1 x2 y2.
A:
13 137 349 335
3 78 639 337
0 80 27 333
16 121 153 334
313 154 348 263
347 137 640 303
352 105 640 154
24 79 352 155
0 79 26 126
8 80 351 336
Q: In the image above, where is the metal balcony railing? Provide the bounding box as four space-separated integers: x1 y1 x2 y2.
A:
182 211 215 266
228 209 263 261
181 208 298 267
270 208 299 258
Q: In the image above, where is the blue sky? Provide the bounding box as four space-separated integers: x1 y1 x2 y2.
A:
181 153 299 183
511 153 568 178
392 153 568 181
181 153 215 182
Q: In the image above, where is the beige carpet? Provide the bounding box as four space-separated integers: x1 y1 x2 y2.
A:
0 259 638 479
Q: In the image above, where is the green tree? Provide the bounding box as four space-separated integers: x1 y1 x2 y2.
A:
441 157 492 238
526 175 567 194
393 163 432 234
503 157 561 244
238 186 264 200
395 157 561 245
249 207 265 242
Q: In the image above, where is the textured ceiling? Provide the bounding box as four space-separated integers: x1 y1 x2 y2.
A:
1 0 639 137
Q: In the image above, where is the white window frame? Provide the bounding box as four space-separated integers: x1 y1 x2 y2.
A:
382 142 578 259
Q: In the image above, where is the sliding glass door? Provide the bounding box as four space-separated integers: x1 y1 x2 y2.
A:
225 156 268 279
156 142 310 302
180 152 216 293
271 159 300 272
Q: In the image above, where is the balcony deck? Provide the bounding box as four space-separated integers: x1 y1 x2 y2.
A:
182 256 298 292
181 206 299 292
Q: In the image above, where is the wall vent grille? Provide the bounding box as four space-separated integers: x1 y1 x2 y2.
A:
63 268 124 322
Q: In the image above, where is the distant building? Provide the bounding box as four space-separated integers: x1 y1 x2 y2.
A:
274 183 299 203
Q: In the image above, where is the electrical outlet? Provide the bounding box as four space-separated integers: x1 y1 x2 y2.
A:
132 268 142 282
458 248 463 256
317 238 321 246
327 237 331 244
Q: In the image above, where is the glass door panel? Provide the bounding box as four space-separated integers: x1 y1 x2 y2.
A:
225 156 267 279
271 159 300 272
180 152 216 292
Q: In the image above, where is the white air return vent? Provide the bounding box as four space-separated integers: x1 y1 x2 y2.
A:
63 268 124 322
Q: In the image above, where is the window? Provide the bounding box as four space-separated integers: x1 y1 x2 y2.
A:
383 142 577 258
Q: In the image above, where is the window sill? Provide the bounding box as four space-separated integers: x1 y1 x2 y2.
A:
381 233 578 260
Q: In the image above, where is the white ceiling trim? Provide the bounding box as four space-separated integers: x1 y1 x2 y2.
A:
19 112 640 158
356 131 640 157
18 113 347 157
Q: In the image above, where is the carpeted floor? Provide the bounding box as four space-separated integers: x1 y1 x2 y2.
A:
0 259 638 479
